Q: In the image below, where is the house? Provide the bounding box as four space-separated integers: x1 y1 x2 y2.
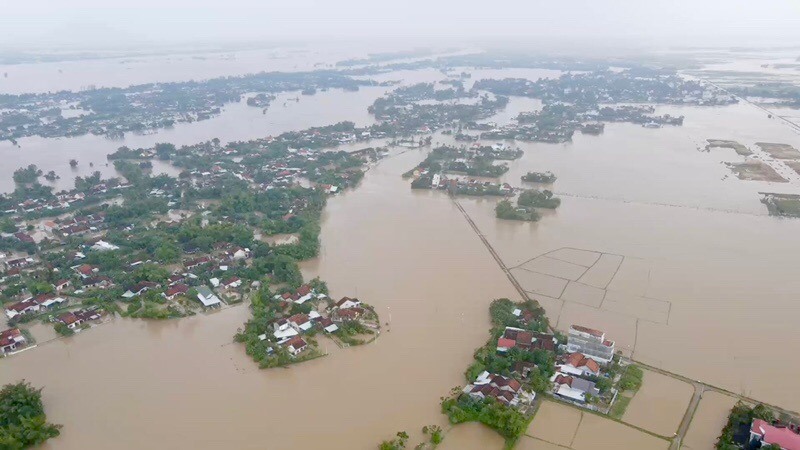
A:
334 307 364 322
560 352 601 377
54 279 71 291
283 335 308 356
75 264 98 279
334 297 361 309
221 277 241 289
14 232 35 244
32 294 67 310
294 285 314 304
195 286 222 308
551 373 600 403
496 327 556 353
750 419 800 450
4 299 40 319
6 257 33 270
319 317 339 333
273 318 299 341
566 324 615 364
185 257 211 270
287 314 312 332
0 328 26 354
57 312 83 329
39 220 58 232
230 247 250 260
164 284 189 300
462 371 533 407
82 276 113 289
90 240 120 252
122 281 158 299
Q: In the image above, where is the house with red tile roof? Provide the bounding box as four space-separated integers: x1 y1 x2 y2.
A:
560 352 601 377
334 297 361 309
333 307 364 322
0 328 27 354
462 371 533 407
497 327 556 353
164 284 189 300
4 299 40 319
57 312 83 329
750 419 800 450
283 336 308 356
287 314 312 332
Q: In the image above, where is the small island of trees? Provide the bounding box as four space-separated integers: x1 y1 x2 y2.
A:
495 189 561 222
521 171 557 184
0 381 61 448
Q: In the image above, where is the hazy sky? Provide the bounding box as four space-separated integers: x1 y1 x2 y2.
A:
3 0 800 51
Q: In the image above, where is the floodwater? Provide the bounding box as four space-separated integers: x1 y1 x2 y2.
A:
621 369 694 436
1 148 521 450
3 59 800 449
683 391 738 450
527 400 669 450
0 45 368 94
0 86 390 193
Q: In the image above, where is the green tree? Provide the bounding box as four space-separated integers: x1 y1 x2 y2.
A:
0 381 61 448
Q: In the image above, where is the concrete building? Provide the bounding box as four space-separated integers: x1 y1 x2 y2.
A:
566 325 615 364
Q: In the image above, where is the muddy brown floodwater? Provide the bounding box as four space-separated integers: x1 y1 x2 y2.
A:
3 61 800 449
1 149 521 450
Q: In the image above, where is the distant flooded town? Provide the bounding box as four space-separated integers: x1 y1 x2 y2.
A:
1 41 800 450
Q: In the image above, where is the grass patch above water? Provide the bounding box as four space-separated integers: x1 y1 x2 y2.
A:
609 395 633 419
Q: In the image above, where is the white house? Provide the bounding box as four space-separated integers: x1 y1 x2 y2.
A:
334 297 361 309
287 314 312 332
0 328 27 354
195 286 222 308
284 336 308 356
273 319 300 342
559 353 601 377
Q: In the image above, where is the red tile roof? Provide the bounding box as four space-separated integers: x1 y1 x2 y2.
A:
565 352 600 373
0 328 23 347
571 324 604 338
752 419 800 450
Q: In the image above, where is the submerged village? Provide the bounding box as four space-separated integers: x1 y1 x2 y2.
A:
2 52 800 450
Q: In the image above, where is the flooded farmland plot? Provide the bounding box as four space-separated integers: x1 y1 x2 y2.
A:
682 391 739 450
621 369 695 436
529 401 669 450
527 400 583 447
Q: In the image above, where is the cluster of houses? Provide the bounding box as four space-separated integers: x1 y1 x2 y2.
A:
549 325 616 404
1 182 131 216
259 285 372 358
419 173 514 196
463 371 535 407
4 293 68 320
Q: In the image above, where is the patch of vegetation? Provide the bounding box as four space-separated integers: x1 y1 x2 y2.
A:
12 165 43 184
422 425 443 446
441 395 529 444
716 402 775 450
53 323 74 337
495 200 539 222
379 431 409 450
521 171 557 183
609 395 632 419
518 189 561 209
617 365 644 392
0 381 61 448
